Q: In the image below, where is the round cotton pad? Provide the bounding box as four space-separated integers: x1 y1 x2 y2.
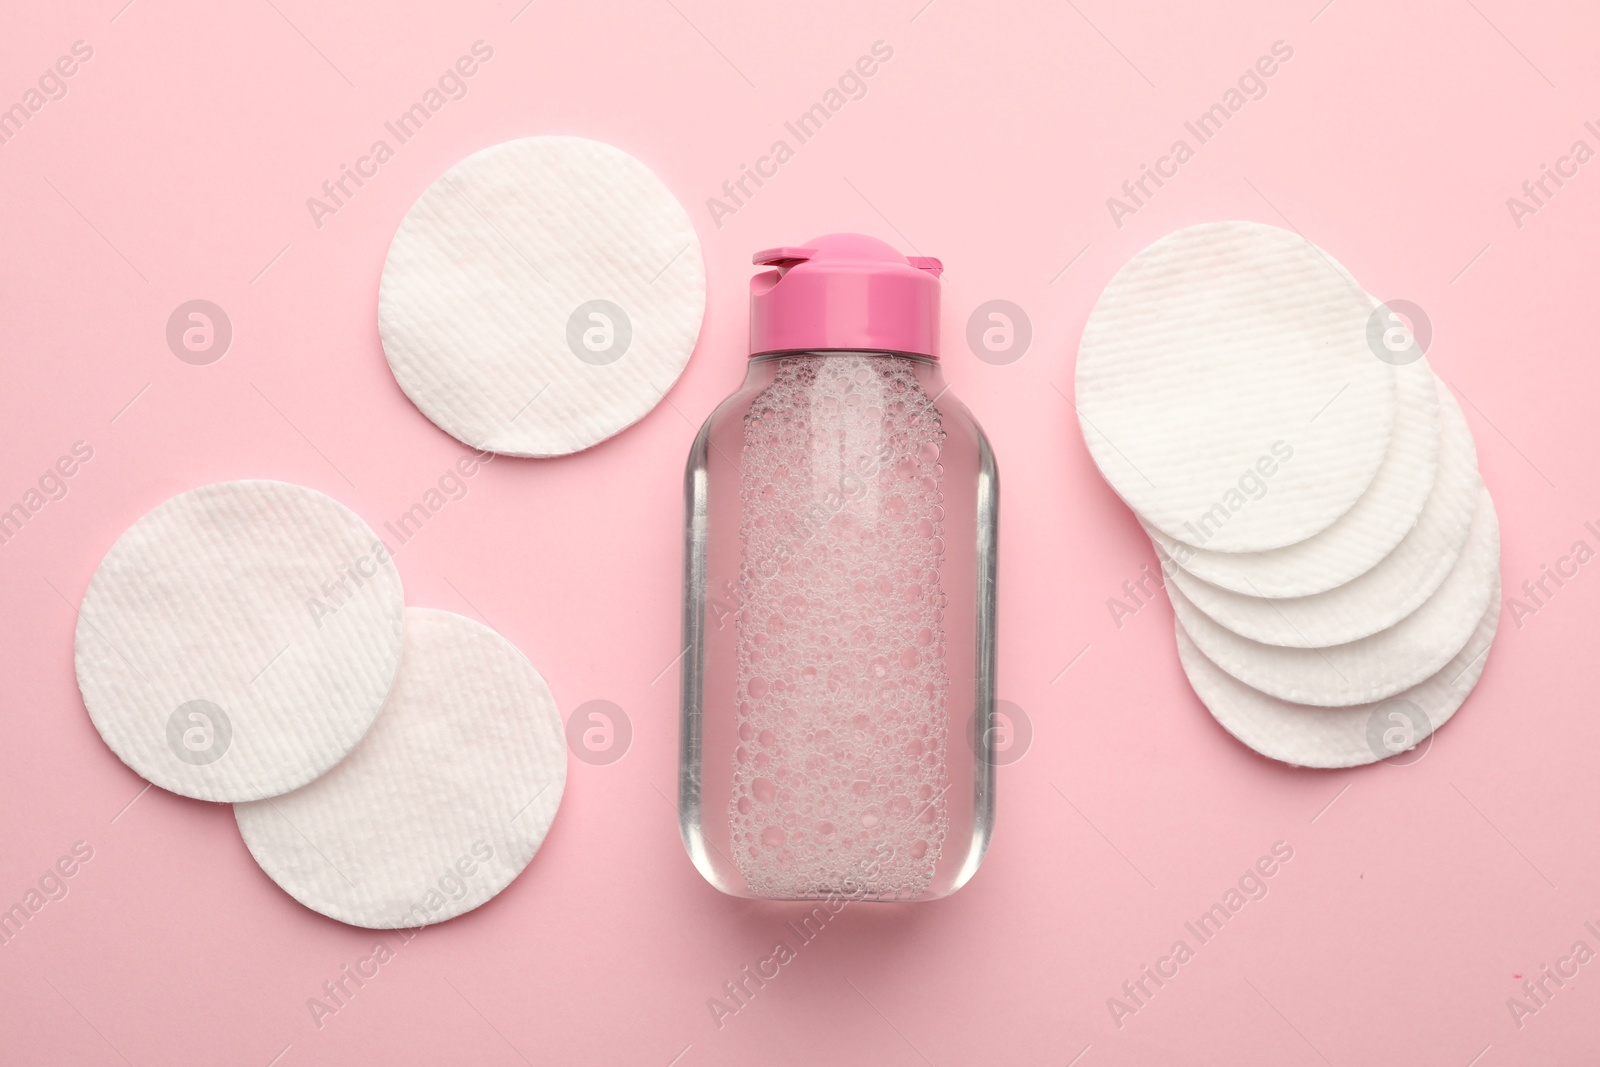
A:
1076 221 1397 552
379 135 706 457
75 480 404 803
1161 380 1481 646
1174 582 1500 768
1149 361 1445 597
1168 488 1499 706
234 608 566 929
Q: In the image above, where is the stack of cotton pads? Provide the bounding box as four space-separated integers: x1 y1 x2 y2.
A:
75 480 567 927
1076 222 1500 768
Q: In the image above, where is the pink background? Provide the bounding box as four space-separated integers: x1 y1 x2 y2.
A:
3 0 1598 1063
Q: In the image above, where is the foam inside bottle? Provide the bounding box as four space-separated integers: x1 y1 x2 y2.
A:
731 354 951 898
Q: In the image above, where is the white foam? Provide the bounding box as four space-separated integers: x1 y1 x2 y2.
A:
730 355 951 898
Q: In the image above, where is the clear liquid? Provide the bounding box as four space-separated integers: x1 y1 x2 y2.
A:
680 352 997 901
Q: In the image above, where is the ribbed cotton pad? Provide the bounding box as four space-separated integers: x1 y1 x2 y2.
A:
234 608 566 929
1148 360 1444 597
75 481 404 803
1076 221 1397 552
1162 381 1481 646
1174 582 1500 768
1169 489 1499 706
378 135 706 457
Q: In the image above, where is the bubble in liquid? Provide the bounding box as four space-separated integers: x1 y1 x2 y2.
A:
730 355 951 898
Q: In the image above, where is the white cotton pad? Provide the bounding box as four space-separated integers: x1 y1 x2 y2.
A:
1148 361 1445 598
1168 488 1498 705
234 608 566 929
378 135 706 457
1161 381 1481 646
1174 580 1500 768
1076 221 1397 552
75 481 404 803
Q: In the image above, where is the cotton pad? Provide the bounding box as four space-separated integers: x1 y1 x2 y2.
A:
1149 361 1445 598
378 135 706 457
1076 221 1397 552
75 481 404 803
234 608 566 929
1169 489 1498 706
1161 382 1481 646
1174 582 1500 768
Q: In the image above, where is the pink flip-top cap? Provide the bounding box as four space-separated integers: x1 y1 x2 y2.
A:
749 233 943 358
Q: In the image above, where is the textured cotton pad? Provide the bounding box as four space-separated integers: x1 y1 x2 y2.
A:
75 481 404 803
1149 361 1445 597
379 135 706 457
1174 582 1500 768
1169 489 1498 705
1076 221 1396 551
234 608 566 929
1162 382 1481 646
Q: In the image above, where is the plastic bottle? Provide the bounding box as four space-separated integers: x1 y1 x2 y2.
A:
679 234 998 901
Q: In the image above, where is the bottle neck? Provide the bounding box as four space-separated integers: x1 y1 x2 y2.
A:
743 350 946 394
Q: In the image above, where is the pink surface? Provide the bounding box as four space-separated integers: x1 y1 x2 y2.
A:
2 1 1597 1064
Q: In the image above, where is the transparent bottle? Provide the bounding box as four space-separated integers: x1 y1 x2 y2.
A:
679 235 998 901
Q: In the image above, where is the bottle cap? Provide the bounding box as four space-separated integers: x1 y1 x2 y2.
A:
749 233 942 357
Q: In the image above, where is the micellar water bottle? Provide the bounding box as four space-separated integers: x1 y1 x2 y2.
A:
680 234 997 901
